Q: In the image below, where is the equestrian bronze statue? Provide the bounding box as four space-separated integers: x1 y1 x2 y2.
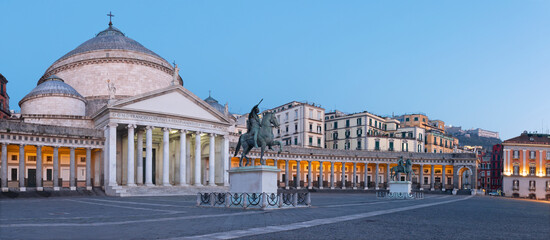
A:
234 100 283 167
390 157 414 181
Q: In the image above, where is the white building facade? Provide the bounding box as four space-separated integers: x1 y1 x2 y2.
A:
268 101 325 148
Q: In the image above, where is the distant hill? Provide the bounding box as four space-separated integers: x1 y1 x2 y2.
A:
455 134 502 150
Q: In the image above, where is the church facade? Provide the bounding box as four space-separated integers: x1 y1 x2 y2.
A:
1 21 232 196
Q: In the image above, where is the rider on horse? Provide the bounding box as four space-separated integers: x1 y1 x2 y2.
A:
247 99 262 148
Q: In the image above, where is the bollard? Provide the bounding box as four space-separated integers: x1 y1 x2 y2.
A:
243 193 248 209
210 193 216 207
278 193 283 208
196 193 201 206
292 193 298 207
306 192 311 206
261 192 267 210
225 192 231 208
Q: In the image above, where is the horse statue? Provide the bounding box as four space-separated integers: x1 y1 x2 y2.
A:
234 111 282 167
390 157 414 181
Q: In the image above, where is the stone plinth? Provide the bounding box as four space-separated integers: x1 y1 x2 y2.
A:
388 181 412 194
228 165 280 194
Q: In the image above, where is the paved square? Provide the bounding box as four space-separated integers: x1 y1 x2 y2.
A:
0 194 548 239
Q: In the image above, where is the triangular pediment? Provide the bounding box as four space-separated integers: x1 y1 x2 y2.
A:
110 86 230 124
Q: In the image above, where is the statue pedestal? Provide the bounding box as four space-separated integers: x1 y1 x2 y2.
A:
388 181 412 194
228 165 280 194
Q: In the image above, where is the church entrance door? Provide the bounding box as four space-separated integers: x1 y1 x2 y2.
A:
27 169 36 187
142 149 156 184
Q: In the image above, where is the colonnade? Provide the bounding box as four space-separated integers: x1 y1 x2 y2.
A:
0 143 98 192
104 123 230 188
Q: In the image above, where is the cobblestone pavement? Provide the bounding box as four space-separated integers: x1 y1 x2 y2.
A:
0 193 548 239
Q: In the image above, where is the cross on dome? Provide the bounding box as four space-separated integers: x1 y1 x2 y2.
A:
107 11 115 26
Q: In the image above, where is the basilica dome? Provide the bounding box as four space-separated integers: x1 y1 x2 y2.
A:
20 75 86 116
39 23 181 99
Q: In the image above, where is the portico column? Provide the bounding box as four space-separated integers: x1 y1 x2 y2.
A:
107 123 118 187
386 163 390 189
222 135 229 186
1 143 7 192
136 129 144 185
127 125 136 186
179 130 188 186
194 132 202 186
53 147 59 191
430 165 435 191
86 148 92 190
307 161 312 189
539 150 544 176
352 162 357 189
19 144 26 191
208 133 216 186
341 162 346 189
330 162 335 189
285 160 289 189
375 163 379 190
296 160 301 189
453 167 459 190
69 147 76 190
319 161 324 189
363 163 368 190
442 165 446 191
162 128 171 186
419 164 424 191
145 126 154 186
36 145 43 191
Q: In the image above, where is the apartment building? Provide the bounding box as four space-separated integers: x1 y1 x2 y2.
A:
268 101 325 148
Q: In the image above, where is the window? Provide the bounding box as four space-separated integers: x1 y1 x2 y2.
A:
333 143 338 149
375 120 378 128
11 168 17 181
546 164 550 176
417 145 421 152
295 110 299 120
529 180 536 191
46 156 52 163
402 142 408 152
294 138 298 145
357 128 362 137
422 118 426 122
309 124 312 132
334 122 338 129
369 119 372 126
344 141 350 150
529 164 536 176
513 164 519 175
357 140 362 150
46 169 52 181
317 138 321 146
512 180 519 190
0 102 3 111
357 118 362 125
295 124 298 132
345 130 350 139
389 142 394 151
433 136 437 143
414 117 418 121
80 157 86 163
309 137 313 145
11 155 17 161
547 152 550 160
375 140 380 151
309 109 313 118
530 151 536 159
419 133 423 141
317 125 322 133
405 118 410 122
285 125 289 133
547 181 550 191
27 156 36 162
513 150 519 159
332 132 338 140
346 120 350 128
317 111 322 120
423 177 429 184
285 112 289 121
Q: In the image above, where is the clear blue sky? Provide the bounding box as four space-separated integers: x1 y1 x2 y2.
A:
1 1 549 140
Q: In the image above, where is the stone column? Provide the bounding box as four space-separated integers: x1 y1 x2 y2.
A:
127 125 136 186
453 166 459 190
430 165 435 191
208 133 216 186
1 143 7 192
419 164 424 190
103 126 109 188
162 128 171 186
442 165 446 191
307 161 312 189
69 147 76 190
179 130 188 186
375 163 379 190
19 144 26 191
386 163 390 189
341 162 346 189
136 129 144 185
86 148 92 190
319 161 324 189
222 135 229 186
330 162 335 189
296 160 301 189
194 132 202 186
53 147 59 191
36 145 43 191
107 123 118 187
145 126 154 186
285 160 289 189
363 163 368 190
352 162 357 189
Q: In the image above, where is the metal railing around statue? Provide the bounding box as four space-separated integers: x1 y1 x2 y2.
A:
376 190 424 200
197 192 311 209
